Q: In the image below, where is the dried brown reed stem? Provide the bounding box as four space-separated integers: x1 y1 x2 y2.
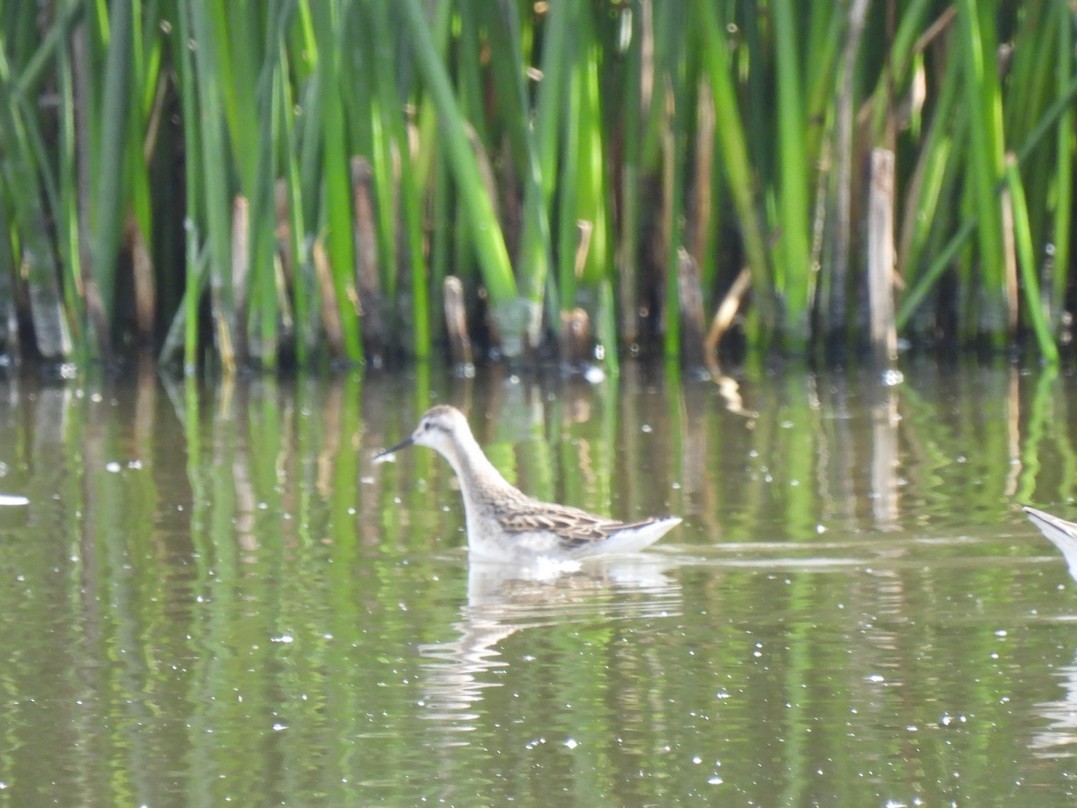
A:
443 275 473 369
867 148 896 364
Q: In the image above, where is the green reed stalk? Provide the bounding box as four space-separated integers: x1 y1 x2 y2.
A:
895 46 963 315
504 0 557 345
551 3 585 321
1005 5 1054 149
1005 157 1058 363
18 3 88 357
801 6 842 175
692 82 719 312
289 2 324 364
244 3 291 367
575 34 609 290
293 4 323 235
56 34 83 348
693 2 771 343
251 56 281 369
367 3 429 360
354 18 397 304
656 1 686 360
0 35 72 359
1051 6 1073 321
556 27 582 316
399 76 432 361
87 0 133 353
411 0 450 190
219 5 268 197
956 0 1007 340
218 3 255 363
898 60 1077 334
456 1 490 152
14 1 85 98
0 197 14 352
1002 5 1057 303
866 0 932 138
124 2 160 345
598 278 620 376
409 3 452 349
399 0 519 349
481 2 528 178
616 0 643 348
187 0 237 369
171 0 202 373
897 135 952 317
770 0 813 349
277 40 313 366
428 154 450 337
312 0 362 363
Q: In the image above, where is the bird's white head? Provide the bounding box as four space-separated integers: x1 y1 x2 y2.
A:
375 405 473 463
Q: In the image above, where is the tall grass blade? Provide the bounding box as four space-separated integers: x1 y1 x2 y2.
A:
1051 5 1074 322
398 0 521 354
507 0 560 347
657 1 686 360
276 36 315 367
956 0 1007 340
312 0 363 364
693 2 771 339
1005 155 1058 363
186 0 237 370
822 0 869 343
770 0 813 349
367 2 429 360
616 0 643 349
0 39 72 359
88 0 134 355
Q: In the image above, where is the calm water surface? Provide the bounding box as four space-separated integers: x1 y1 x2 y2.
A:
2 361 1077 806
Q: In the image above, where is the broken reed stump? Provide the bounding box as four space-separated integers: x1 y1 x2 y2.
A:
704 266 752 378
230 195 249 365
677 247 707 369
125 212 155 346
313 238 345 360
867 148 897 365
443 276 473 370
351 157 384 364
560 307 592 368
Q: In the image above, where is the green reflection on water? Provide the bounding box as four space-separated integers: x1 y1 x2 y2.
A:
0 362 1077 805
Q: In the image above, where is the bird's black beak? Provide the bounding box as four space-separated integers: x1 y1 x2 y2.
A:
374 435 415 461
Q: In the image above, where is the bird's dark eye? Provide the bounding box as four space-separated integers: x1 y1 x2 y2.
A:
422 421 431 431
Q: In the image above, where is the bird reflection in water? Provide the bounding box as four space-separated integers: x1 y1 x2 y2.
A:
416 551 683 738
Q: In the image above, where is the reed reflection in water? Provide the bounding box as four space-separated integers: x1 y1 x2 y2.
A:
0 362 1077 804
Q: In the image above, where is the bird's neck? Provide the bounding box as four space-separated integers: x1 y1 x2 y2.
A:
444 431 520 504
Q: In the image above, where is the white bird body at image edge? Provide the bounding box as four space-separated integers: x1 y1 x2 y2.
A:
1024 505 1077 581
375 405 681 563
